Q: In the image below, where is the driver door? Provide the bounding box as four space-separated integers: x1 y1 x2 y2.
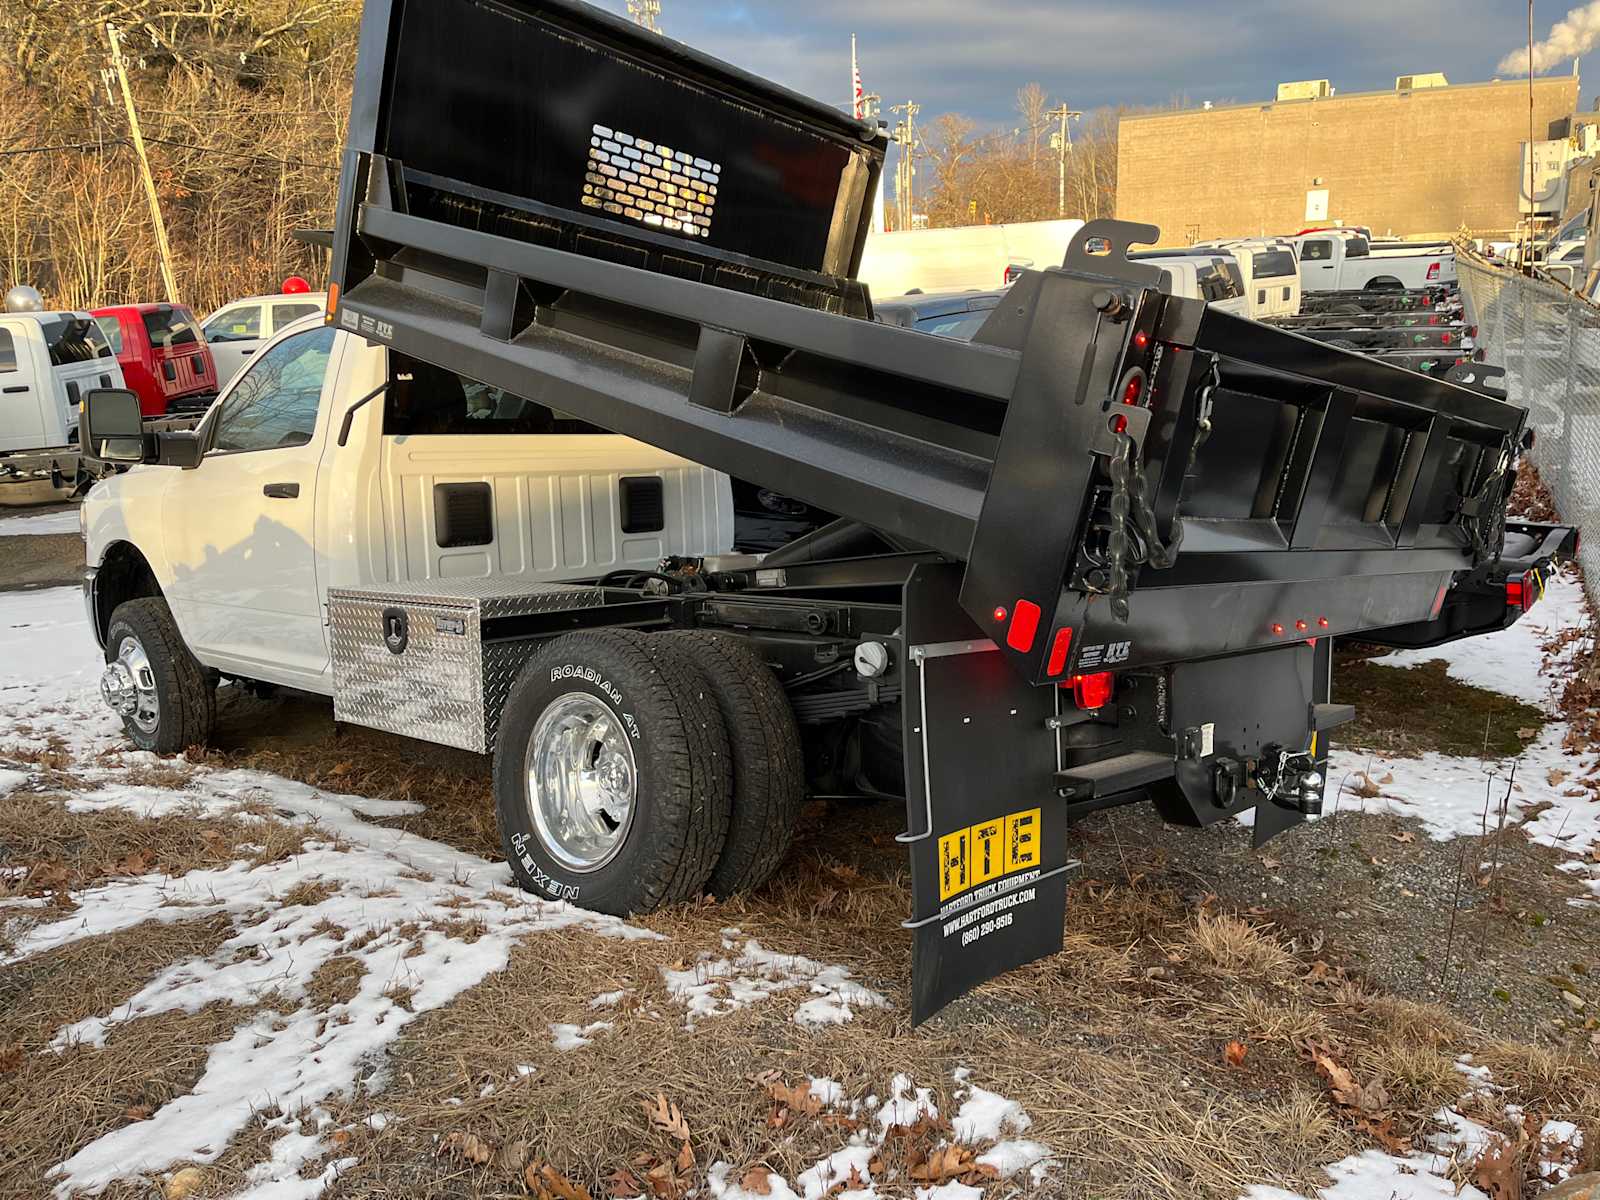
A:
162 325 340 684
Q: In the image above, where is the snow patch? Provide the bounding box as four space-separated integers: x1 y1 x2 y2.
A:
660 931 886 1030
550 1021 613 1051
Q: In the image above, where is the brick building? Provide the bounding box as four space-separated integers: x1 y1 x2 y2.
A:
1115 75 1581 244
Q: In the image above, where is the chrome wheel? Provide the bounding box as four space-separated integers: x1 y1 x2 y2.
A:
525 693 637 872
102 635 160 734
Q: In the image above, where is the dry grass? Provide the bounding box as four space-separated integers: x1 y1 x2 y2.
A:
0 792 310 908
1185 912 1297 977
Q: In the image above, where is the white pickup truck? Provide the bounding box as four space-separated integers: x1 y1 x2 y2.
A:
81 315 734 747
1 304 124 454
1291 231 1456 292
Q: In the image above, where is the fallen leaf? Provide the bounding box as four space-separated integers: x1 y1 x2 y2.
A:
525 1161 594 1200
125 1103 153 1122
329 760 354 776
1224 1040 1249 1068
1258 855 1282 870
675 1141 695 1172
767 1081 823 1116
1518 727 1538 740
605 1170 643 1199
739 1166 774 1196
1312 1050 1389 1114
1548 767 1570 787
0 1042 22 1075
495 1138 529 1171
1356 1115 1412 1155
1390 831 1416 844
1379 772 1394 784
436 1130 495 1165
910 1144 987 1184
1470 1135 1521 1200
112 849 156 876
643 1093 691 1142
329 1129 352 1148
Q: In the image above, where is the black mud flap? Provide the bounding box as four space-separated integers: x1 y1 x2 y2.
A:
900 563 1072 1024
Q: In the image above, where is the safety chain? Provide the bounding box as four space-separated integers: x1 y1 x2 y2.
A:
1105 359 1218 622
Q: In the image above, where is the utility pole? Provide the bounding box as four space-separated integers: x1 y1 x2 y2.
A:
1043 103 1082 219
891 101 920 231
626 0 662 33
105 24 179 303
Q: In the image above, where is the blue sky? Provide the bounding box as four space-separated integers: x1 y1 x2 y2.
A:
595 1 1595 128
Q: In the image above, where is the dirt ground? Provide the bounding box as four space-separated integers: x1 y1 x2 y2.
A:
3 524 1597 1199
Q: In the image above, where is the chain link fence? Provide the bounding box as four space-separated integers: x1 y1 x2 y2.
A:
1459 255 1600 599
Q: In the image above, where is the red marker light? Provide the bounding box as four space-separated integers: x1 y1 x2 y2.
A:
1112 414 1129 434
1133 331 1150 350
1317 617 1330 629
992 606 1008 624
1046 627 1075 677
1007 600 1042 653
1295 620 1308 632
1441 332 1453 345
1123 375 1143 405
1271 623 1285 636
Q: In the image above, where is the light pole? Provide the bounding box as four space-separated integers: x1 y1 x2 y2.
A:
891 101 920 230
1043 103 1082 218
626 0 661 33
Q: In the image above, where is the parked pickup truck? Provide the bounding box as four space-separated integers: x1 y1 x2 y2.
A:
1293 231 1456 292
76 0 1573 1022
1 298 124 455
92 303 218 419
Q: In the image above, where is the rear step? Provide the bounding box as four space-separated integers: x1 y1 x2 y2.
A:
1056 750 1175 802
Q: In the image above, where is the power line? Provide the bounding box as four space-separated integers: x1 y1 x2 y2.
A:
0 134 336 173
0 140 124 158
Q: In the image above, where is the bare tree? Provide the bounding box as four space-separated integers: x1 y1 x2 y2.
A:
1016 82 1049 166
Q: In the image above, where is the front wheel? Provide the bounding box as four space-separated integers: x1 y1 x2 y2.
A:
101 597 216 754
492 630 731 915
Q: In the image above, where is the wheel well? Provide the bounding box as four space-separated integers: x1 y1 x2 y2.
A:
94 542 162 644
1364 276 1405 290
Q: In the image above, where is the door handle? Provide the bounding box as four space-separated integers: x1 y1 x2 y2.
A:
2 386 27 394
240 349 255 357
263 482 300 499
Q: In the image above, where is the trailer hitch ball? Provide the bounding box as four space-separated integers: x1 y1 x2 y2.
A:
1297 771 1325 816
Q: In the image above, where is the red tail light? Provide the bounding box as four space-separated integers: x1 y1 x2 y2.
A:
1441 332 1453 345
1122 374 1144 405
1070 672 1114 710
1426 262 1441 280
1428 314 1440 325
1506 571 1539 612
1006 600 1042 653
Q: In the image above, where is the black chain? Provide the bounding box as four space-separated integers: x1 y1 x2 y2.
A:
1106 361 1218 622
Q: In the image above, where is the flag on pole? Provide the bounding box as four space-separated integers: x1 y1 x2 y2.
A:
852 34 864 119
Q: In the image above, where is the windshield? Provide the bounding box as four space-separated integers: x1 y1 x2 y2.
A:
39 315 113 366
93 316 124 354
143 306 200 349
1252 250 1298 279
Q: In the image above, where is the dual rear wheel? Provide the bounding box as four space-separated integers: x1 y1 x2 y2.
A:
491 629 804 915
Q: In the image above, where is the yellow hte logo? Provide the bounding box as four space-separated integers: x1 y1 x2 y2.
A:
937 807 1040 901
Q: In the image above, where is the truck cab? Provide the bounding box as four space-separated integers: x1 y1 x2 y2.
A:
1293 231 1455 292
91 304 218 419
1197 238 1302 318
201 291 329 390
0 308 123 453
83 316 734 693
1127 251 1250 316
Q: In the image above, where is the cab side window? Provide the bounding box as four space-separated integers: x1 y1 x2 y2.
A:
210 327 336 453
0 329 16 374
205 305 262 343
272 302 323 331
1301 240 1334 262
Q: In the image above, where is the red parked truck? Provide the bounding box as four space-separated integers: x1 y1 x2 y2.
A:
91 304 218 419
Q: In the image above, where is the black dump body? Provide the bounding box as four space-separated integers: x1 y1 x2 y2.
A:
328 0 1548 1020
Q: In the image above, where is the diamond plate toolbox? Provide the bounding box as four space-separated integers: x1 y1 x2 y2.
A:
328 579 605 753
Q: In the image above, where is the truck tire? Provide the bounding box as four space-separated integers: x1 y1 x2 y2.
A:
102 597 216 754
492 629 732 915
665 631 804 898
